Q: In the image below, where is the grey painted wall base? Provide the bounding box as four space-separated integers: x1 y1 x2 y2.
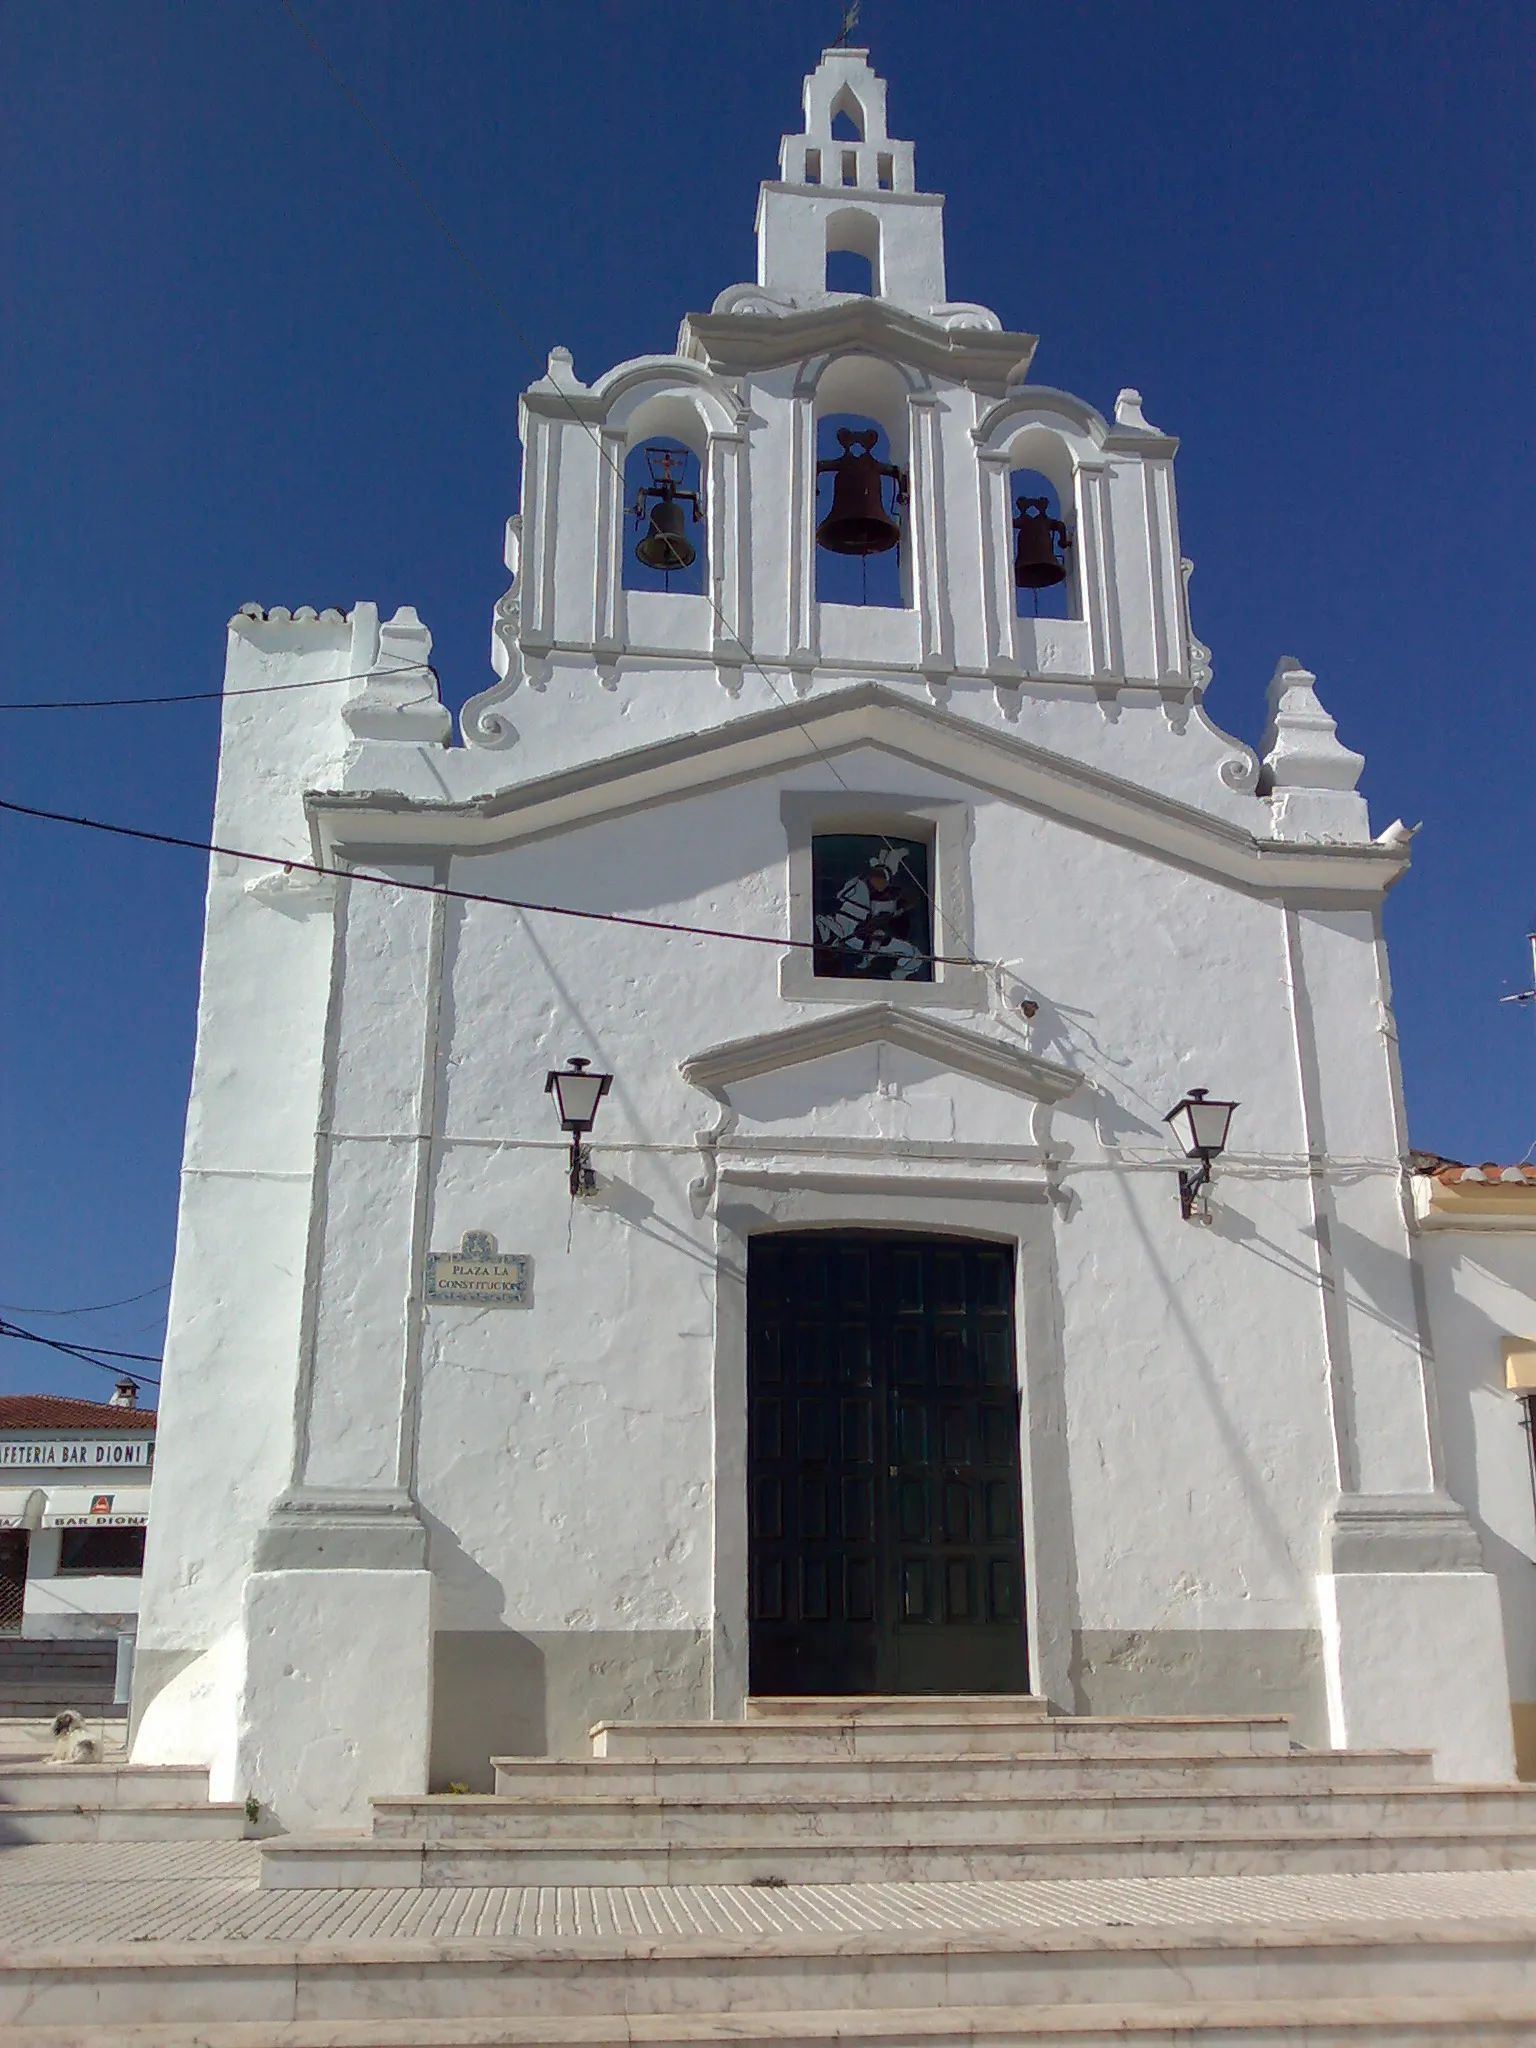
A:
430 1628 711 1790
1070 1628 1327 1750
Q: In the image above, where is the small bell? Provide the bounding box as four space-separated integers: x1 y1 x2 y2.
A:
1013 496 1071 589
816 428 907 556
633 446 702 575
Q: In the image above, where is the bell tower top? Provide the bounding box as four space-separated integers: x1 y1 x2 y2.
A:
755 48 950 320
776 48 915 194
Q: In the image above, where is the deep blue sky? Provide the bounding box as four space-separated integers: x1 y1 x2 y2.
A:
2 1 1531 1404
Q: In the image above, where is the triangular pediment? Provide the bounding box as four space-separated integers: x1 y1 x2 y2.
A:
314 684 1406 901
680 1003 1082 1105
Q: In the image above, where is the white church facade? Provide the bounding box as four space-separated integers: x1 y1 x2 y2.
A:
130 49 1529 1828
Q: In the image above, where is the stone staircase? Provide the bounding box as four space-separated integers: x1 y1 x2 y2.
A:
4 1698 1536 2042
0 1760 251 1843
0 1636 122 1716
261 1693 1536 1889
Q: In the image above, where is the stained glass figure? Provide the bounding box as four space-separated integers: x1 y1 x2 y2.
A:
811 834 933 981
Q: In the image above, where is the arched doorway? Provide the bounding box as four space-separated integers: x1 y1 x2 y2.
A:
747 1231 1027 1695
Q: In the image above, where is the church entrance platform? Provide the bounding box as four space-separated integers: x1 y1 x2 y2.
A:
252 1695 1536 1893
5 1701 1536 2037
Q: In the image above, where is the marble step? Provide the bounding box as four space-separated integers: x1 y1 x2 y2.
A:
0 1801 250 1844
743 1694 1053 1721
6 1999 1536 2045
491 1748 1437 1800
5 1920 1532 2025
0 1694 123 1715
260 1821 1536 1888
371 1782 1536 1847
590 1714 1294 1762
0 1763 210 1808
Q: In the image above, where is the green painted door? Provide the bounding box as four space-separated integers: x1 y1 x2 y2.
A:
747 1232 1028 1695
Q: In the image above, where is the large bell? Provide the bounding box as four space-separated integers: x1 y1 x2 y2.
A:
1013 495 1070 589
816 428 905 556
632 445 703 576
635 491 696 573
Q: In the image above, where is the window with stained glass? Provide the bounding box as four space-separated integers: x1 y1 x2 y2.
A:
811 833 933 981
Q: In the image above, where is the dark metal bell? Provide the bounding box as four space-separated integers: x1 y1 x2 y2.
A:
1013 495 1071 589
632 445 703 576
636 494 696 573
816 428 906 556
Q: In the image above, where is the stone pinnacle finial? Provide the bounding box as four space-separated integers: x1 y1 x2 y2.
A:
1259 658 1370 843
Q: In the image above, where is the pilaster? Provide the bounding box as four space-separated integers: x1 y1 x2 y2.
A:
787 391 817 668
709 428 749 676
1284 904 1516 1778
593 426 626 658
520 415 561 655
976 447 1019 677
1075 461 1121 681
908 395 952 676
261 862 445 1555
242 861 445 1817
1141 459 1184 681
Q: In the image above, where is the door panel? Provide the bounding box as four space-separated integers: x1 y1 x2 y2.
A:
747 1232 1028 1696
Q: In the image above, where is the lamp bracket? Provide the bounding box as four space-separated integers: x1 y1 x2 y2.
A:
569 1138 597 1200
1178 1159 1214 1224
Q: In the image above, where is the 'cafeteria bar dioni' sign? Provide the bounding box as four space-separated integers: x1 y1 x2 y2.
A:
0 1439 153 1470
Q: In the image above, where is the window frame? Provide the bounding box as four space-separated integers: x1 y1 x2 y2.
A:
779 791 988 1008
56 1526 147 1577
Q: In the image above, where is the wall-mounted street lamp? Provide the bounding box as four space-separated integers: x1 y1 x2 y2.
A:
1504 1340 1536 1534
1164 1087 1238 1223
545 1056 613 1199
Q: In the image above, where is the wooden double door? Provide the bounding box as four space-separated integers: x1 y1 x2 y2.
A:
747 1232 1029 1696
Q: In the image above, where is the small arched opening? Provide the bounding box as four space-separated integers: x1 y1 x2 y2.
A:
813 355 912 612
825 207 880 298
620 396 709 597
828 88 865 142
1006 435 1077 621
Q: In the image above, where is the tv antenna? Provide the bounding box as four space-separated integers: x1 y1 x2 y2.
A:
1500 931 1536 1007
835 2 861 46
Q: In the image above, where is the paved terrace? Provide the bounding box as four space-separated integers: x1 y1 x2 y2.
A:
3 1840 1536 1950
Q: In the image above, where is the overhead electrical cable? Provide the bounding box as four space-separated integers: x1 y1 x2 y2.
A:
0 1317 161 1390
0 657 433 714
273 0 971 970
0 1282 170 1317
0 794 993 969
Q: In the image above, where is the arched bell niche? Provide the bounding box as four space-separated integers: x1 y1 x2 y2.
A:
1008 467 1076 621
825 206 880 297
1005 429 1078 623
622 438 706 596
812 354 912 612
620 395 709 597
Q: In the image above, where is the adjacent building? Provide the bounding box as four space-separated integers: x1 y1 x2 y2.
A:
128 47 1528 1826
0 1390 155 1640
1412 1158 1536 1776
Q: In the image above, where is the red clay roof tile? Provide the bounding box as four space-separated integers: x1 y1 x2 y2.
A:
0 1396 156 1431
